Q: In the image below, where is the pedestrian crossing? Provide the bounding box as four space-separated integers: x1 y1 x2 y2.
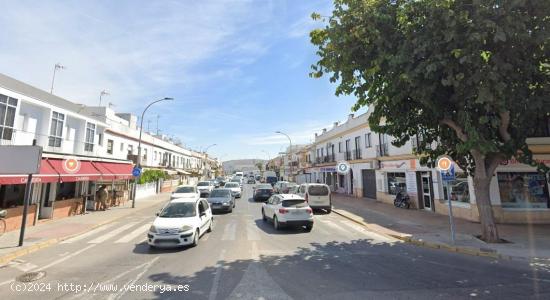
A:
56 215 395 245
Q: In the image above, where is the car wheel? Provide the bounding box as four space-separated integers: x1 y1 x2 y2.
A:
191 229 199 247
326 207 332 214
262 209 267 222
273 215 280 230
305 224 313 232
207 219 213 233
233 201 236 208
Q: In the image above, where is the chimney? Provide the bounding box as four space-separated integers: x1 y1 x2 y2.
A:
348 113 354 120
333 121 339 128
322 128 327 133
315 133 318 137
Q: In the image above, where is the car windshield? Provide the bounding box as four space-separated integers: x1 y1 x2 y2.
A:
281 199 308 208
210 189 230 197
225 183 239 188
197 182 209 186
231 179 240 182
158 202 196 218
175 186 195 193
257 184 272 189
308 185 329 196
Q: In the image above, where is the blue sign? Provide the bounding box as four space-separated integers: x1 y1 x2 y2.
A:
132 167 142 177
440 164 455 182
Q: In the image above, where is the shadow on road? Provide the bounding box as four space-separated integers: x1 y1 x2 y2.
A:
253 219 311 235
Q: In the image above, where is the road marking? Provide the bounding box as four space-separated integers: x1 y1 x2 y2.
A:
208 249 226 300
318 218 356 238
88 222 138 244
114 224 150 243
107 257 159 300
61 222 118 243
337 220 395 243
221 222 236 241
251 241 260 261
6 260 38 272
246 223 261 241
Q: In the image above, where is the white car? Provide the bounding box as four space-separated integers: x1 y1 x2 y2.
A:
224 182 242 198
297 183 332 213
171 185 200 200
148 198 213 248
196 181 214 196
261 194 313 231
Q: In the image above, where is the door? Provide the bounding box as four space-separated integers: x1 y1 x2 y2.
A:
362 169 377 199
421 172 433 211
198 201 209 234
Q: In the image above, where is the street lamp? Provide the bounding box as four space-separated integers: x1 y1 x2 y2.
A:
275 131 292 180
50 63 66 94
132 97 174 208
99 90 110 106
203 144 217 153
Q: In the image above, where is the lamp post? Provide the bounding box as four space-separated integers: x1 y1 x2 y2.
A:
203 144 217 153
202 144 217 179
99 90 110 106
132 97 174 208
275 131 292 180
50 63 66 94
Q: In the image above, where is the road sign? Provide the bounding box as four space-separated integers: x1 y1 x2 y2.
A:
336 161 350 175
440 164 456 182
132 167 142 177
437 156 452 171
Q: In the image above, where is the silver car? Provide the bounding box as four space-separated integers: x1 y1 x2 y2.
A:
207 188 235 213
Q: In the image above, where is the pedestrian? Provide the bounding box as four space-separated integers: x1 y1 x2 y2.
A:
96 185 109 211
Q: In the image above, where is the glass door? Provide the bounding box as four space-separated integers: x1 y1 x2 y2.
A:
421 172 432 210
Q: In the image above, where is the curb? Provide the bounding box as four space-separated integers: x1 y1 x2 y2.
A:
0 197 166 266
332 208 513 261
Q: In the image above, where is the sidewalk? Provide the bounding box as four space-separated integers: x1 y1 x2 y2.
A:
0 192 169 265
331 194 550 261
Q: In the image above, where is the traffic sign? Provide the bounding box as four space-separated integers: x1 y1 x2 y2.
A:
440 164 455 182
437 156 452 171
132 167 142 177
336 161 350 175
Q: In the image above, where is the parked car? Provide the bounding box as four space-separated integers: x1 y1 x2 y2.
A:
171 185 200 200
261 194 313 231
273 181 290 193
147 198 213 248
297 183 332 213
207 188 235 213
196 181 214 197
230 178 243 188
247 177 256 184
287 184 299 194
253 184 274 202
224 182 242 198
255 175 261 181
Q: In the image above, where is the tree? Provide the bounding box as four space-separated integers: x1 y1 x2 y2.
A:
255 162 264 172
310 0 550 242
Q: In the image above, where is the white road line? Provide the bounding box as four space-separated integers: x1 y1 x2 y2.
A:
107 257 159 300
6 260 38 272
336 219 395 243
221 222 236 241
114 224 151 243
88 222 138 244
318 218 356 238
208 249 226 300
61 222 118 243
251 241 260 261
246 223 261 241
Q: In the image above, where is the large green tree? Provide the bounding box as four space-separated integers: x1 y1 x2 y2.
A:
311 0 550 242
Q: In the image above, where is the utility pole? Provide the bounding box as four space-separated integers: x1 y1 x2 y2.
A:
50 63 66 94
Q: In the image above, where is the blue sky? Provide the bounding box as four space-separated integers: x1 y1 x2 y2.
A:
0 0 364 161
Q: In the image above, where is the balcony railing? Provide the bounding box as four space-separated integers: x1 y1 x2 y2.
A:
353 149 362 160
323 154 335 163
376 143 389 157
345 151 352 161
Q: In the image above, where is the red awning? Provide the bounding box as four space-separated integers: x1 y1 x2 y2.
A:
48 159 102 182
94 162 133 180
0 159 59 185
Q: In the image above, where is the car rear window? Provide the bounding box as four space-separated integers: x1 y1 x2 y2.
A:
175 186 195 193
282 199 307 208
308 185 329 196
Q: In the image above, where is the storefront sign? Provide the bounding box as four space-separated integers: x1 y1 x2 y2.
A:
405 171 417 196
63 157 81 174
336 161 350 175
500 158 550 166
380 160 408 169
320 167 336 173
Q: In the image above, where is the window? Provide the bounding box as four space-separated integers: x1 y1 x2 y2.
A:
338 142 342 153
128 145 133 156
354 136 360 150
443 173 470 204
0 94 18 140
98 133 103 146
154 151 157 160
107 139 113 154
497 172 549 209
365 133 372 148
84 123 95 152
48 111 64 147
143 148 148 160
387 172 406 195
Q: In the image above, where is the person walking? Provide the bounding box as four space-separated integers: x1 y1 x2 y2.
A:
96 185 109 211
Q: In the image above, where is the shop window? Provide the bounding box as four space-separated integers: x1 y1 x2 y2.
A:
0 184 26 208
387 172 406 195
443 173 470 203
56 182 77 200
498 172 549 209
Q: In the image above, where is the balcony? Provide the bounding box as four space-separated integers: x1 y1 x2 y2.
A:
376 143 389 157
353 149 362 160
323 154 335 163
345 151 352 161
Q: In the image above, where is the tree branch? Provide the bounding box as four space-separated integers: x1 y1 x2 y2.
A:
487 153 506 176
440 118 468 142
498 110 511 142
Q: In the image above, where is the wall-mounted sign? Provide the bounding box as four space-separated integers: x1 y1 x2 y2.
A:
63 157 81 174
336 161 350 175
320 167 336 173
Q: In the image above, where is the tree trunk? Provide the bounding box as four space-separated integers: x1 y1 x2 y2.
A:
472 177 500 242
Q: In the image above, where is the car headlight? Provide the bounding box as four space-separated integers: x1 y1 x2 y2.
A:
149 225 157 233
179 225 193 232
222 202 230 206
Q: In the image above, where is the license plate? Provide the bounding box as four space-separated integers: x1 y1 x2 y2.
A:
291 210 302 215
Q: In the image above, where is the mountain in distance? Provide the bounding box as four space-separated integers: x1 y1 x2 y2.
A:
222 159 266 174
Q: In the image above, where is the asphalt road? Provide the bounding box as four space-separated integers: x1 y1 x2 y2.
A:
0 184 549 300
